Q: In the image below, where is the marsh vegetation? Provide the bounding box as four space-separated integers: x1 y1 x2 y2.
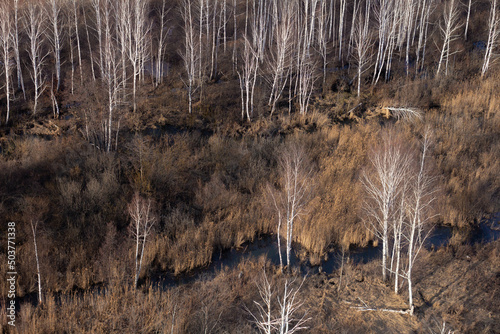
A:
0 0 499 332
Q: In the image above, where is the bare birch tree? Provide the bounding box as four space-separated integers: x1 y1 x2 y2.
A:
13 0 25 98
248 270 274 334
68 12 76 94
267 1 294 115
372 0 398 84
238 36 259 121
464 0 473 40
91 0 104 79
362 130 412 282
269 144 314 272
277 276 310 334
415 0 434 73
403 130 438 314
232 0 237 70
390 180 407 295
0 1 13 123
436 0 462 76
97 0 124 152
316 0 330 89
296 52 317 115
339 0 347 61
47 0 64 91
127 0 150 113
128 192 156 288
209 0 224 80
30 220 43 304
82 0 96 80
24 2 48 114
352 2 372 98
248 270 310 334
402 0 417 76
180 0 200 114
115 0 130 96
154 0 171 86
71 0 83 85
481 0 499 78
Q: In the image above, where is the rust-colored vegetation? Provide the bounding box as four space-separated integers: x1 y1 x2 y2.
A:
0 0 499 332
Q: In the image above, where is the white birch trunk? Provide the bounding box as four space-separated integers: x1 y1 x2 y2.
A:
31 221 43 304
0 2 12 123
482 0 499 78
13 0 25 99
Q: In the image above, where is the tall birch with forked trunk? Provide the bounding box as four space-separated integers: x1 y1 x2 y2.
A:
403 130 438 314
362 130 412 282
363 128 438 311
24 2 48 115
436 0 462 76
238 36 259 121
247 270 310 334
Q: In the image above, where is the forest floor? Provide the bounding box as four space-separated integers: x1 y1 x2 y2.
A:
298 239 500 333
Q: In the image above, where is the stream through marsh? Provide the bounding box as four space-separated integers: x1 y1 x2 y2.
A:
153 213 500 288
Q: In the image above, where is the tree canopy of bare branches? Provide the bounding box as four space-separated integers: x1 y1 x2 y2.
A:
269 143 315 272
362 128 439 312
128 192 156 288
247 270 310 334
362 129 412 282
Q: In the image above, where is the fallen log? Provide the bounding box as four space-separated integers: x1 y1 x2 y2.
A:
342 299 414 315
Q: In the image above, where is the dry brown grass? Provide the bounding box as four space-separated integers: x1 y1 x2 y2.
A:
2 238 499 333
441 73 500 121
0 1 499 332
414 240 500 333
1 99 497 302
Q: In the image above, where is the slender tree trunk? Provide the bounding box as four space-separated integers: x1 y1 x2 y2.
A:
277 212 283 272
232 0 237 72
382 216 388 282
72 0 83 85
31 221 42 304
0 1 12 123
465 0 472 40
13 0 25 99
407 218 415 309
339 0 346 61
338 245 345 292
69 25 75 94
92 0 104 80
83 3 96 81
482 0 499 78
437 0 461 76
49 0 62 91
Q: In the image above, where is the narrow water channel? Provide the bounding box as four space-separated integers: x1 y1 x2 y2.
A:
154 213 500 288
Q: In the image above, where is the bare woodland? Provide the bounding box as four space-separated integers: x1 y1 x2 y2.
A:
0 0 498 126
0 0 499 333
